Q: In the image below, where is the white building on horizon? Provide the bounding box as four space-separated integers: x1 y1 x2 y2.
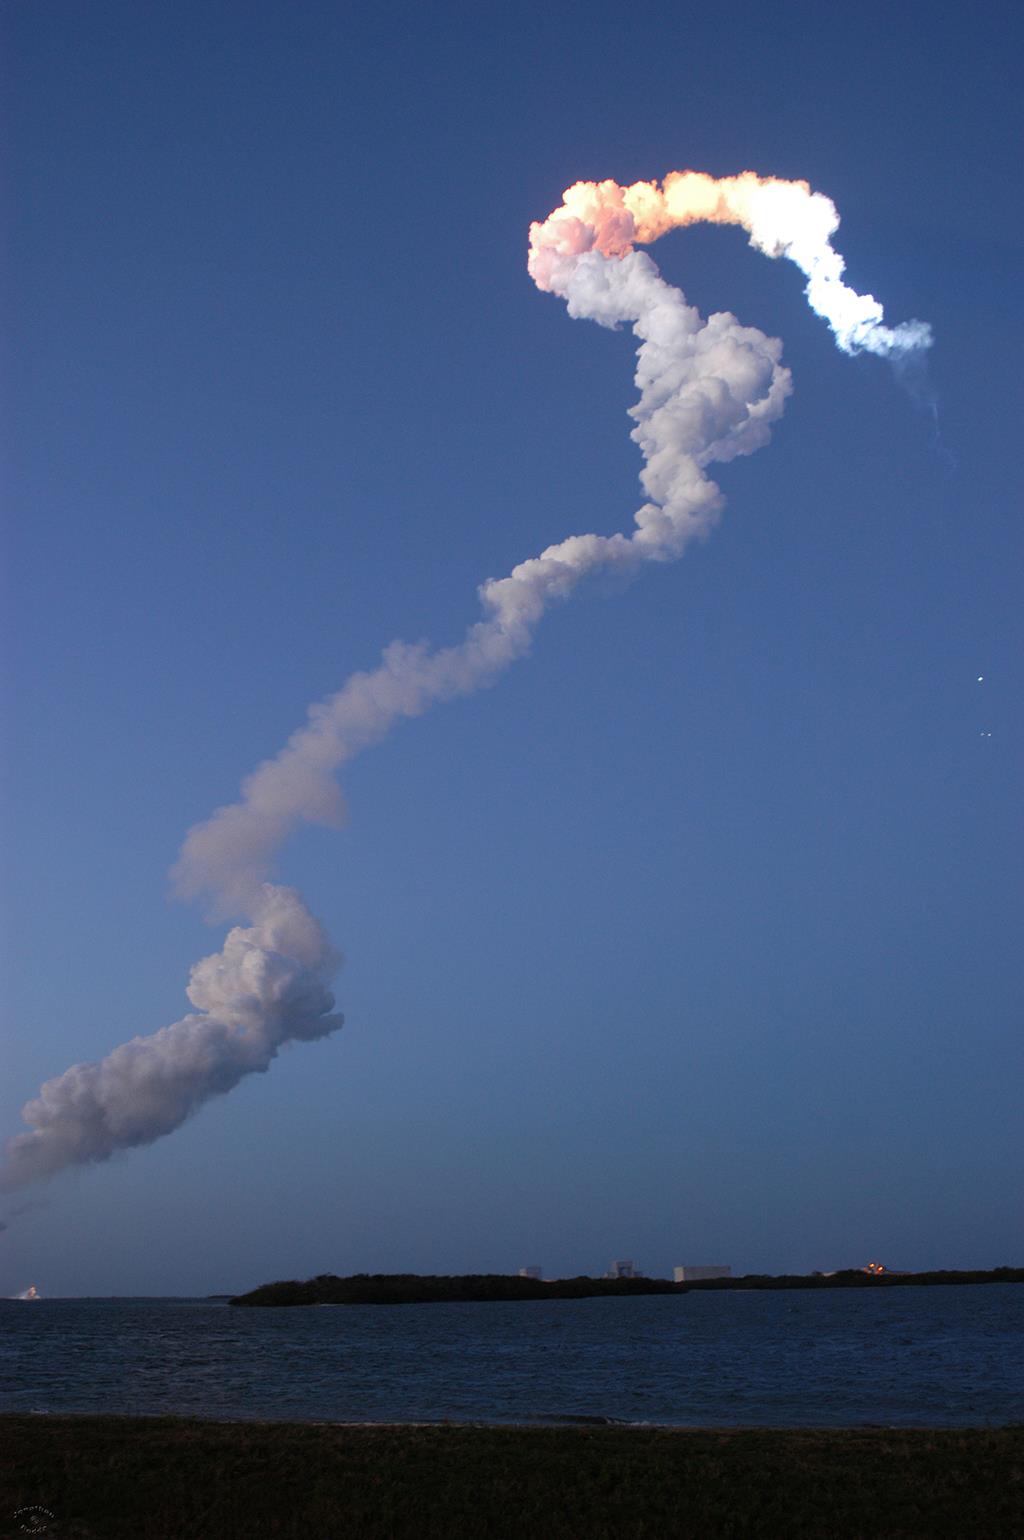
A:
606 1259 641 1279
674 1265 731 1283
518 1266 542 1280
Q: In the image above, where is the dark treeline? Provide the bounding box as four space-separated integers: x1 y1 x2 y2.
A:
229 1267 1023 1306
681 1267 1024 1291
230 1274 682 1306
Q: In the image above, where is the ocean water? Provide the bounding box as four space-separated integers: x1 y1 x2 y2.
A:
1 1286 1021 1427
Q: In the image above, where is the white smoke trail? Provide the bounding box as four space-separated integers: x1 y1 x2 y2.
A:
1 886 341 1190
172 255 791 916
528 173 932 359
1 170 930 1192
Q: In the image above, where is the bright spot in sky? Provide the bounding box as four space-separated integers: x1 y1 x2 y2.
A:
977 675 984 682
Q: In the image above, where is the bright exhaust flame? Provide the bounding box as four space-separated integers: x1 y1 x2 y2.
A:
0 169 931 1194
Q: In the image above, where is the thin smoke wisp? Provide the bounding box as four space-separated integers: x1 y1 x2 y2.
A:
1 170 931 1194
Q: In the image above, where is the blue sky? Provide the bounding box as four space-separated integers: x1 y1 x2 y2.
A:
3 0 1021 1294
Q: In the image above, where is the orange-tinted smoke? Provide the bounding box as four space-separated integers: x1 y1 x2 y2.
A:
528 172 811 288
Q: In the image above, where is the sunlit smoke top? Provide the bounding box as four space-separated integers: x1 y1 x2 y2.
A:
1 169 932 1195
528 172 932 359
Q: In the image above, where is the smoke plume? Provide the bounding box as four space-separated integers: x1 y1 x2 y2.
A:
528 172 931 358
1 887 341 1191
2 170 930 1191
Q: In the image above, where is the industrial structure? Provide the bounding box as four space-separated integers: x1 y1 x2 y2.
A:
673 1265 732 1283
606 1259 641 1279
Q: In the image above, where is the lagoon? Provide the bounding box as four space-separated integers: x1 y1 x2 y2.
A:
2 1284 1022 1427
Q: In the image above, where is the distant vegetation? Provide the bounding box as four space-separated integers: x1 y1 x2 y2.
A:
682 1266 1024 1291
230 1273 681 1306
229 1267 1023 1307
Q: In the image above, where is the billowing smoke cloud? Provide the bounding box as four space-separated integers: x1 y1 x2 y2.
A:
1 887 341 1191
528 173 931 359
2 170 930 1191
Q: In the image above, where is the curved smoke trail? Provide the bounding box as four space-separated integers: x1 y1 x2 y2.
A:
1 171 930 1193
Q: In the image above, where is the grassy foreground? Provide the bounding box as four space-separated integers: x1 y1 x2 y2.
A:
2 1417 1023 1539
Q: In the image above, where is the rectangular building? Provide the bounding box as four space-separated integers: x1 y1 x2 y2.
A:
674 1265 731 1283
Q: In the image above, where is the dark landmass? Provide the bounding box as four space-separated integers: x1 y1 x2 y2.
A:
3 1415 1022 1539
230 1272 681 1306
229 1266 1024 1306
683 1266 1024 1292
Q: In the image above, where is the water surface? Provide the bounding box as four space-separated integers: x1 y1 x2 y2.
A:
2 1286 1021 1426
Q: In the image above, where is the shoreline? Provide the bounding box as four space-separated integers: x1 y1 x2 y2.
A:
4 1409 1022 1430
229 1267 1024 1306
3 1414 1022 1538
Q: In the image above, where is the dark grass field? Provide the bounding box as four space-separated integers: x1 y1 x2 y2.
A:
2 1416 1022 1539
